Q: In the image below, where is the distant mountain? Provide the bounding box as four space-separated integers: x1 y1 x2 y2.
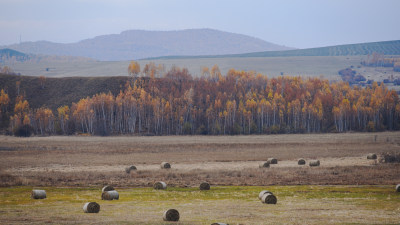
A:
1 29 293 61
152 40 400 59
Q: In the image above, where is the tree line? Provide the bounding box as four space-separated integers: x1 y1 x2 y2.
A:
361 52 400 72
1 63 400 136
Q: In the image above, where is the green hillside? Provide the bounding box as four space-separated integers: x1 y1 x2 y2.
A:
0 49 30 62
150 40 400 60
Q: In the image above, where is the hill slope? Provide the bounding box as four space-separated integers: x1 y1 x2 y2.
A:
1 29 293 61
0 74 129 111
151 40 400 59
0 49 30 63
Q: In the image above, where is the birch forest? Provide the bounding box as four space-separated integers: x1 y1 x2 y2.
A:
1 63 400 136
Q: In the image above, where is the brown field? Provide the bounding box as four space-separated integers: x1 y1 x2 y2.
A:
1 132 400 187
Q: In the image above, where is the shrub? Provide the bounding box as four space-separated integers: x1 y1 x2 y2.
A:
232 123 242 135
183 122 192 134
269 125 280 134
14 124 33 137
250 122 258 134
366 121 375 132
196 125 207 135
380 152 400 163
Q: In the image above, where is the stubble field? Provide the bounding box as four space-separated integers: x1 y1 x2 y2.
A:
0 132 400 224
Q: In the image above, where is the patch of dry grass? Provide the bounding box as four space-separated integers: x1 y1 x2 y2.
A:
4 164 399 187
0 170 22 187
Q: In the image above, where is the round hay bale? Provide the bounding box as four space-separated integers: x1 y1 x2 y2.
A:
267 158 278 164
163 209 180 221
161 162 171 169
309 160 320 167
298 158 306 165
125 165 137 173
101 185 114 193
31 190 46 199
259 162 270 168
396 184 400 192
154 181 167 190
101 190 119 200
199 182 210 190
258 190 273 200
367 153 377 160
83 202 100 213
261 193 277 204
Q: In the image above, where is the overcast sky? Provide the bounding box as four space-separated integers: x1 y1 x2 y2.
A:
1 0 399 49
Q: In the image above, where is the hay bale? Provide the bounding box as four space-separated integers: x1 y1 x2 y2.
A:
380 152 400 163
101 190 119 200
267 158 278 164
83 202 100 213
259 162 270 168
396 184 400 192
101 185 114 192
125 165 137 173
258 190 273 200
298 158 306 165
261 193 277 204
161 162 171 169
154 181 167 190
163 209 180 221
309 160 320 167
199 182 210 190
367 153 377 160
31 190 46 199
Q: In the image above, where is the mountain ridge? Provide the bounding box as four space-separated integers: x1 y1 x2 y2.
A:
1 29 293 61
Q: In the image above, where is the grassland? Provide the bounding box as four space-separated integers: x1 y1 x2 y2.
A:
4 55 364 79
1 132 400 224
0 185 399 224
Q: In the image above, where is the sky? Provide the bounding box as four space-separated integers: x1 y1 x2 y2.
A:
0 0 399 49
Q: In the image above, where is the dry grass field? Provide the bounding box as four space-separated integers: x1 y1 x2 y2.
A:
6 55 363 79
1 132 400 224
1 132 400 187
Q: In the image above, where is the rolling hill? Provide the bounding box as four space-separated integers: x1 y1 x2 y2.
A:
0 49 30 63
0 73 129 111
1 29 293 61
150 40 400 59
